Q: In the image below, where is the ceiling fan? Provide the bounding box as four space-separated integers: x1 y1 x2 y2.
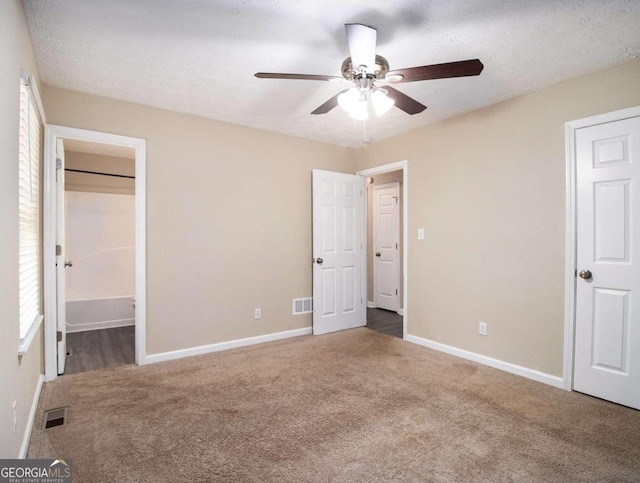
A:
255 23 484 120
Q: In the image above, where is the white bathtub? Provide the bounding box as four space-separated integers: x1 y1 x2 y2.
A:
66 295 135 333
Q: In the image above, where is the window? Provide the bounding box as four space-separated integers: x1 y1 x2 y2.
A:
18 75 43 351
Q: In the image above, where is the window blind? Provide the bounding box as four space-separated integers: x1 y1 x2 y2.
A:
18 79 43 340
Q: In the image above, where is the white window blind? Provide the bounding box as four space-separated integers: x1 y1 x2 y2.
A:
18 78 43 342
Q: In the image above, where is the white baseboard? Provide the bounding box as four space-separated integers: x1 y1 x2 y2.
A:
67 318 135 333
66 296 134 333
144 327 313 365
405 334 564 389
397 308 404 316
19 374 44 458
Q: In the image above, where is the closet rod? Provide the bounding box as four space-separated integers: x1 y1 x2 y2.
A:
65 168 135 179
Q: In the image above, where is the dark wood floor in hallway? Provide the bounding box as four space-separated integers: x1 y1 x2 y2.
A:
64 326 135 375
366 308 403 338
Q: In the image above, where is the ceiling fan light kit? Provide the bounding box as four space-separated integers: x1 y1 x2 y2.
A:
371 88 395 116
337 72 395 120
255 23 484 121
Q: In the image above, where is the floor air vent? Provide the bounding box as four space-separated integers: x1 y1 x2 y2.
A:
293 297 313 315
43 407 69 429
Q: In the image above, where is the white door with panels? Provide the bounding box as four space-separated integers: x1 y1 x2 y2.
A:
373 183 400 311
55 138 67 374
312 170 365 335
574 115 640 409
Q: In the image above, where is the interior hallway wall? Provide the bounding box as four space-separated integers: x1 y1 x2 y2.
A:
354 60 640 377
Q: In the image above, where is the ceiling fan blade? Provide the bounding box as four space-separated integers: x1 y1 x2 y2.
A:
255 73 345 82
311 91 348 115
345 23 377 72
383 87 427 115
387 59 484 83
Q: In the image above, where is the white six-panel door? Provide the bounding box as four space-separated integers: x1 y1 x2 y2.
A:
574 115 640 409
312 170 365 335
373 183 400 311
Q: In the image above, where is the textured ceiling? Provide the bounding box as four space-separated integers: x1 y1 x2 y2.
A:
24 0 640 148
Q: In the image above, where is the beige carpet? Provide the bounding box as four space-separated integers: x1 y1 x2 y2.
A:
28 328 640 482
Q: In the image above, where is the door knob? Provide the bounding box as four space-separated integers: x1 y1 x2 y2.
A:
578 269 592 280
316 258 323 265
64 261 73 268
375 252 381 257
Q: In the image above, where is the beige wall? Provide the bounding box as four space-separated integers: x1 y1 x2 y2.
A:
65 151 135 195
0 0 45 458
355 60 640 377
42 85 355 354
366 171 403 307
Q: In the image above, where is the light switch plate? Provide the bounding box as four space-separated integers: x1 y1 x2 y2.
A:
418 228 425 240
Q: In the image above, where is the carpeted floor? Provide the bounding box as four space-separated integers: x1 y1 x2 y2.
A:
28 328 640 482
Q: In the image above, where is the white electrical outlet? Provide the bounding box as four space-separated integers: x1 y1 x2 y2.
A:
12 401 17 433
479 322 488 336
255 308 262 319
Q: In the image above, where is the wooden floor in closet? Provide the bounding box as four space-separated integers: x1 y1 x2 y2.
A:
64 326 135 375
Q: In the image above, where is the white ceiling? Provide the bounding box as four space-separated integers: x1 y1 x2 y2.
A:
24 0 640 148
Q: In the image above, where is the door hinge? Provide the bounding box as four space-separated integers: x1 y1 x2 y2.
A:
396 243 398 249
56 330 62 342
56 158 62 170
56 245 62 256
396 289 398 295
574 269 577 278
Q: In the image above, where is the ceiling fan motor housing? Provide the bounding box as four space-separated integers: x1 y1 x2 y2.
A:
341 55 389 80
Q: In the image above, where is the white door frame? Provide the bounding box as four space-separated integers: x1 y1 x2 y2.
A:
357 160 408 339
563 105 640 391
43 125 147 381
372 182 401 312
